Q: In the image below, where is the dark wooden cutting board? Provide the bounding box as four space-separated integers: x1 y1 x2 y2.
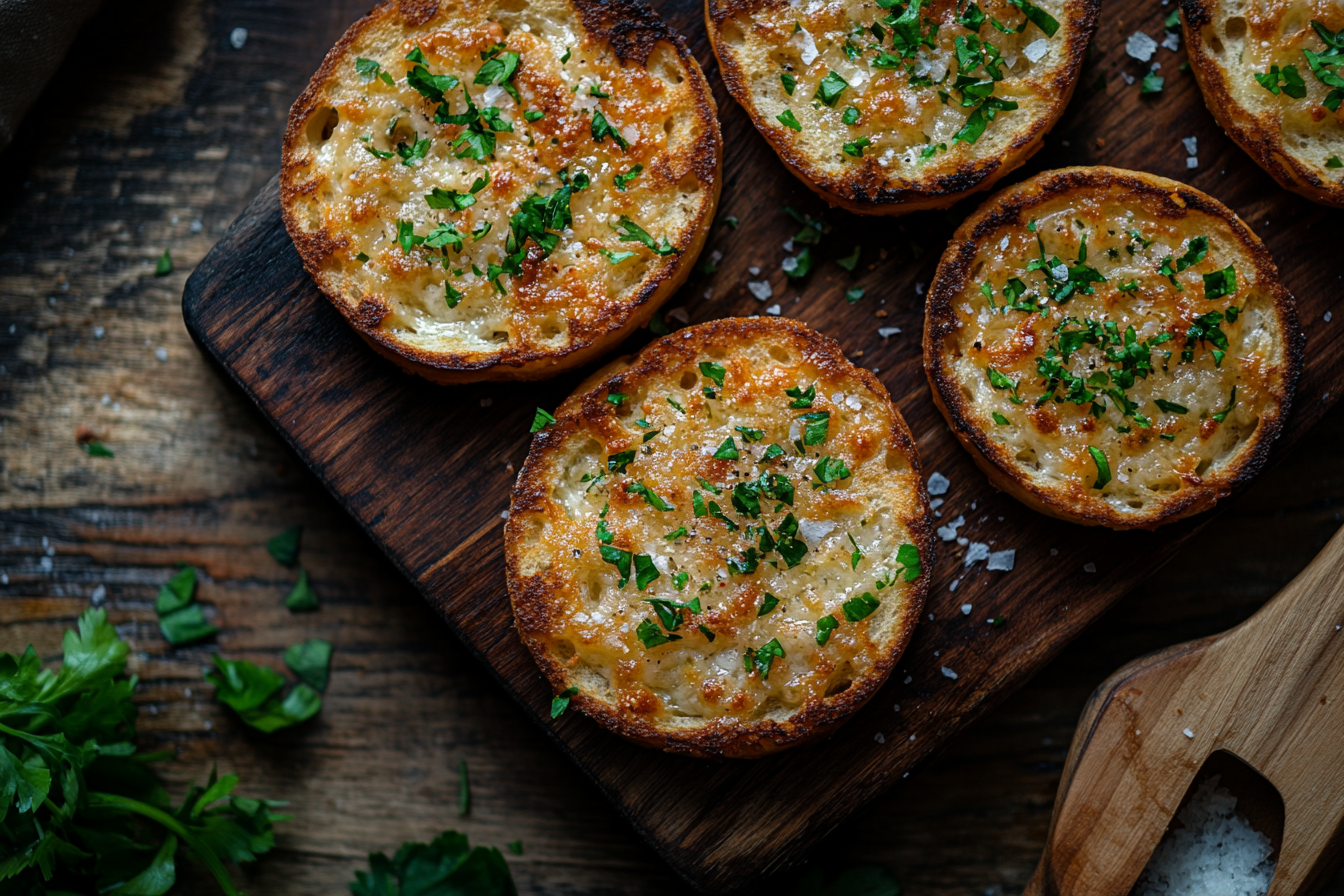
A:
181 0 1344 891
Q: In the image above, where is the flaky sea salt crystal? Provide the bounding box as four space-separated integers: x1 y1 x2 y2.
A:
927 472 950 495
965 542 990 566
878 327 901 338
1183 136 1198 155
765 304 781 315
1127 31 1158 61
986 549 1016 571
941 666 958 680
937 515 965 542
747 280 772 300
1023 39 1050 62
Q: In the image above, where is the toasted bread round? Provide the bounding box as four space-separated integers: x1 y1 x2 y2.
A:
1181 0 1344 208
704 0 1099 215
506 318 934 758
280 0 721 384
924 167 1302 530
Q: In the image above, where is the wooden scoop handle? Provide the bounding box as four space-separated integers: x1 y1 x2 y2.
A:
1026 524 1344 896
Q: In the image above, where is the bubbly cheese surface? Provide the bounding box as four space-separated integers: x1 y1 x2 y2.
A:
710 0 1078 190
509 322 929 737
933 185 1290 521
284 0 715 364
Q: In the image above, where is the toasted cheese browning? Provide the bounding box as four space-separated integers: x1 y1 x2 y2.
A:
926 168 1299 529
1184 0 1344 205
281 0 719 380
507 319 932 757
706 0 1098 212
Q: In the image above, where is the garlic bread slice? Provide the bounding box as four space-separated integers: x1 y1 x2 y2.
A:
705 0 1099 215
924 167 1301 530
1182 0 1344 207
281 0 721 383
506 318 933 758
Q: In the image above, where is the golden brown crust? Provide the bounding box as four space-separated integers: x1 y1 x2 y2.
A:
506 317 934 758
923 166 1303 530
705 0 1100 215
1181 0 1344 208
280 0 722 384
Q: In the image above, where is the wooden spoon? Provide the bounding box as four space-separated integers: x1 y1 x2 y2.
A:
1025 523 1344 896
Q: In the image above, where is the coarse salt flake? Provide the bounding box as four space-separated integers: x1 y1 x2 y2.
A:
1084 562 1097 573
964 542 990 566
878 326 902 338
960 603 972 615
986 549 1015 571
1023 39 1050 62
941 666 958 680
1127 31 1158 61
1183 727 1194 738
229 27 248 49
791 27 819 65
765 304 781 315
936 515 965 542
747 280 773 300
874 732 886 744
1182 136 1198 155
927 472 950 495
1162 30 1181 51
1187 156 1199 169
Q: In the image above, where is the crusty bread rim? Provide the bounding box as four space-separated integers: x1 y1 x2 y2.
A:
703 0 1101 215
923 166 1304 530
506 317 935 757
1180 0 1344 209
279 0 722 383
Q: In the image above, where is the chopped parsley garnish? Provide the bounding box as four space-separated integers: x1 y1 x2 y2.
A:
1329 155 1344 168
444 281 463 308
848 533 864 570
551 685 579 718
781 73 797 95
1203 265 1237 299
1009 0 1059 36
698 624 716 640
1154 399 1188 414
815 70 849 107
736 425 766 442
836 245 861 272
606 392 626 406
843 137 873 157
530 407 556 432
1255 64 1307 98
700 360 726 387
633 553 661 590
600 248 636 264
777 109 803 131
888 543 922 583
614 164 644 191
590 109 630 150
846 286 866 303
1212 385 1238 423
595 519 615 543
714 437 740 460
405 47 460 105
362 135 395 159
600 545 632 587
616 217 678 256
1140 72 1164 95
813 456 851 485
1087 446 1111 489
636 618 679 647
787 383 816 408
799 411 830 445
524 109 545 121
992 411 1010 425
758 593 780 616
728 547 760 575
816 615 839 645
475 43 522 101
842 592 880 622
425 187 478 210
743 638 785 680
1303 20 1344 112
783 246 813 277
356 56 397 86
608 449 636 473
986 365 1024 404
627 480 674 511
664 526 688 540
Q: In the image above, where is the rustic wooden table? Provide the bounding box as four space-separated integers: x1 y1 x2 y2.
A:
2 0 1342 893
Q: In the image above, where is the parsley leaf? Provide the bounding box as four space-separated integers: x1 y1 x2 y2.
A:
285 567 320 611
743 638 785 679
283 638 333 691
1203 265 1237 299
530 407 557 433
816 615 839 645
205 655 322 732
1255 64 1308 98
815 70 849 106
799 411 830 445
777 109 803 131
627 480 675 511
787 383 816 408
636 618 680 647
843 592 880 622
350 830 516 895
590 109 630 150
616 216 678 256
551 685 579 718
781 73 797 94
1087 446 1111 488
614 164 644 191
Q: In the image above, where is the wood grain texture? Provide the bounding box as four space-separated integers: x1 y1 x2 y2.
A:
2 0 1344 893
179 0 1344 891
1028 523 1344 896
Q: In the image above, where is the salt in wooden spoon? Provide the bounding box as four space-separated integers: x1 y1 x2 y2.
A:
1024 522 1344 895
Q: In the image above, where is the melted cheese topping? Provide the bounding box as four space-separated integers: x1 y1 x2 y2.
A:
713 0 1072 184
516 335 926 728
287 1 712 359
937 189 1288 519
1198 0 1344 178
